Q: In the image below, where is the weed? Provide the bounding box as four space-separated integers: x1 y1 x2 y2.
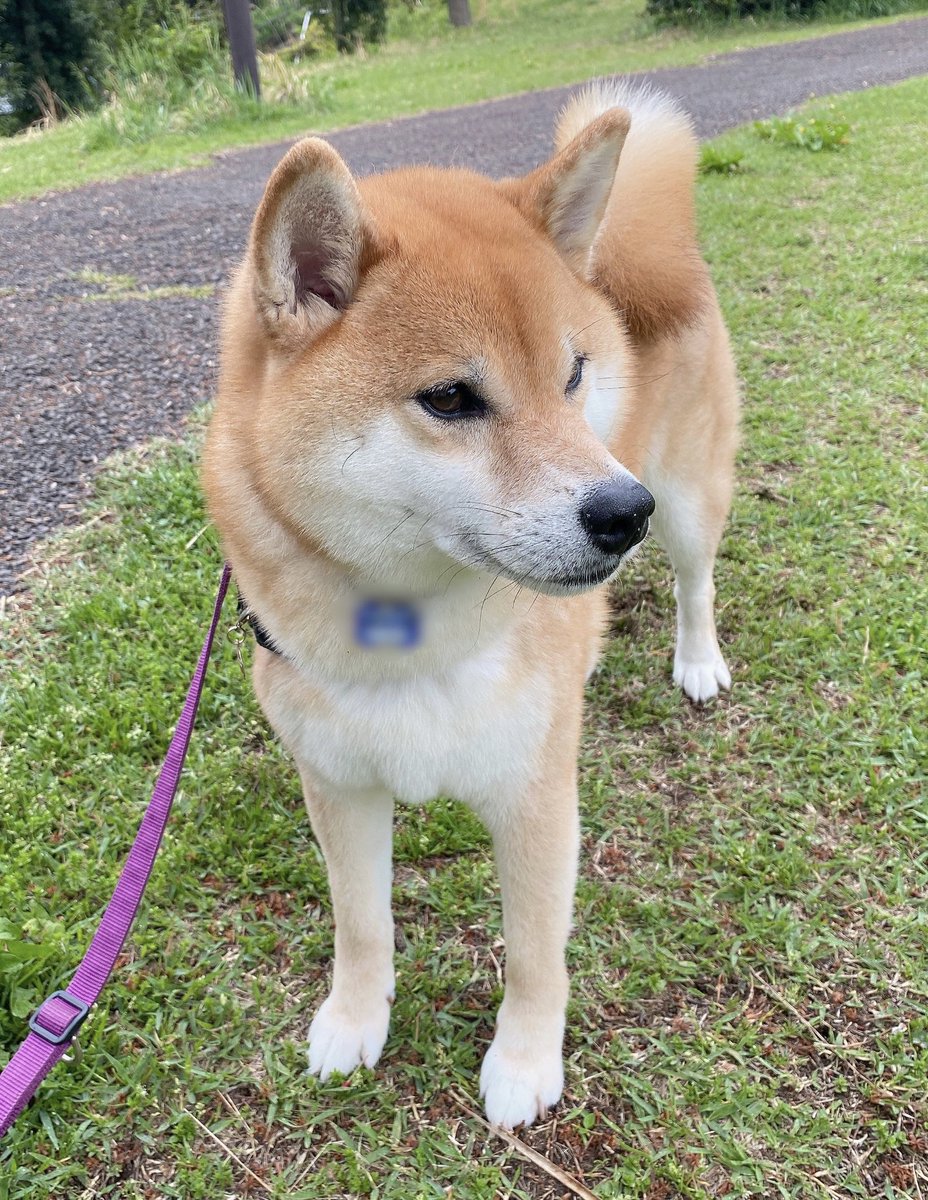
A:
754 104 851 149
0 913 67 1024
699 143 746 173
72 270 216 302
74 269 138 289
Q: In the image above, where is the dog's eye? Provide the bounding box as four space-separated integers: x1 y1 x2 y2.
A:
566 356 585 394
418 382 486 420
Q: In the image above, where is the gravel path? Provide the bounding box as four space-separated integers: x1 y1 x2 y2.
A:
2 17 926 595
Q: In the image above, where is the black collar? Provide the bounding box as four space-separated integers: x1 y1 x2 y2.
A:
237 593 282 656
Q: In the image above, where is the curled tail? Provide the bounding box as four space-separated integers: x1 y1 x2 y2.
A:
556 81 711 341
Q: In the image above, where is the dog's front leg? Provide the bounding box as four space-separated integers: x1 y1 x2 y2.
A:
298 769 396 1080
471 763 579 1129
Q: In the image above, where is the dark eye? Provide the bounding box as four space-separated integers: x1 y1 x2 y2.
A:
566 355 585 394
418 382 486 420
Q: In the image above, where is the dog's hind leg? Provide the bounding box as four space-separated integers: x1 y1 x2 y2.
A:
300 776 397 1080
636 308 739 703
648 468 732 703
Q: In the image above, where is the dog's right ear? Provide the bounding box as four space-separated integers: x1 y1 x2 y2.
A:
249 137 379 345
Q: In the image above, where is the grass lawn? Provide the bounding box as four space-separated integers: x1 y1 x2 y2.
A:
0 0 924 205
2 76 927 1198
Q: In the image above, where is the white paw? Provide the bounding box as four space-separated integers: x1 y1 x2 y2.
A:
479 1039 564 1129
307 992 392 1080
674 648 731 704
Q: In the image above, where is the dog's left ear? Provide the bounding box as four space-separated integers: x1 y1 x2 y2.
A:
501 109 630 276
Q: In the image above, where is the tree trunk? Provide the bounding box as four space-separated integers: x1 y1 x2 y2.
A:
221 0 261 97
447 0 472 26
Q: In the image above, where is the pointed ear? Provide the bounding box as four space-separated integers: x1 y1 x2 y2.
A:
501 108 630 275
249 137 380 343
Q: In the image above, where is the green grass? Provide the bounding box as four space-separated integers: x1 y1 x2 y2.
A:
72 269 216 303
2 76 927 1198
0 0 924 205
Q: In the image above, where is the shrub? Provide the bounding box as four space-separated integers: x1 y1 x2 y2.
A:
0 0 103 128
0 0 224 133
86 0 204 51
647 0 924 22
252 0 312 50
77 9 332 152
126 11 225 86
78 8 228 147
325 0 388 52
275 21 333 64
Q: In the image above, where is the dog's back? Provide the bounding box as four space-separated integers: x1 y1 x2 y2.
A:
556 83 711 342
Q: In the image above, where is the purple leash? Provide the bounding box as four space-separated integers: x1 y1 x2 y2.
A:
0 564 232 1139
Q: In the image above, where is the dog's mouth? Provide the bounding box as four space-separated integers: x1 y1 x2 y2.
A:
466 519 649 597
520 555 631 597
524 569 619 597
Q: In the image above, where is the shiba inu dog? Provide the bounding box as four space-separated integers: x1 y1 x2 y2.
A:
203 81 739 1129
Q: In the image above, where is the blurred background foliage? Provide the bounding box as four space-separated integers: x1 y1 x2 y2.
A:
0 0 390 133
0 0 923 139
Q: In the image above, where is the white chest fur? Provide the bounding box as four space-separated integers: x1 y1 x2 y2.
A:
262 635 552 808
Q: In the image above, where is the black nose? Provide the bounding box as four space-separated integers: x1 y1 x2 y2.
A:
579 478 656 557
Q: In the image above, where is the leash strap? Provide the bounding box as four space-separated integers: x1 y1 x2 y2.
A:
0 564 232 1139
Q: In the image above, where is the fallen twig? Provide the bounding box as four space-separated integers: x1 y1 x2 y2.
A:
749 971 869 1068
451 1090 599 1200
181 1107 274 1195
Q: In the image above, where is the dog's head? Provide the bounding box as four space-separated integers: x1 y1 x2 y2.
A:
217 109 653 598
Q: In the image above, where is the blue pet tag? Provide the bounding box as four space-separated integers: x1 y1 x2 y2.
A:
354 600 421 649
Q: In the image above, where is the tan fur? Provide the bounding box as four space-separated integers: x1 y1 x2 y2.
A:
203 83 739 1129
